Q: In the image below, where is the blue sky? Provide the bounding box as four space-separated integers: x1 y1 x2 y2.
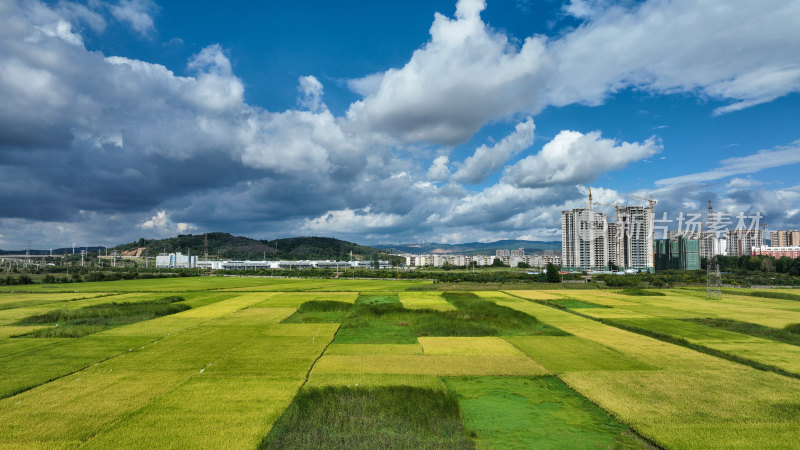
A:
1 0 799 249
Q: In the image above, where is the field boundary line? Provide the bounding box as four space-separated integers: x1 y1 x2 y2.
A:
521 295 800 381
300 324 341 388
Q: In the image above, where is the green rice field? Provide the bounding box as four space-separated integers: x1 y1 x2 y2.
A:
1 277 799 448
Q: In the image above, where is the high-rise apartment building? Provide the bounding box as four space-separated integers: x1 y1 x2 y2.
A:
790 231 800 247
607 223 619 269
726 229 764 256
771 230 787 247
772 230 800 247
619 206 654 272
561 208 608 271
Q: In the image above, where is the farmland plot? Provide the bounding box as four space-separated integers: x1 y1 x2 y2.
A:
2 277 799 449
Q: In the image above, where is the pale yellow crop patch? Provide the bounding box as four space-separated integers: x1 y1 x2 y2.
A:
311 354 549 376
398 292 455 311
305 373 446 390
418 336 525 356
325 343 423 355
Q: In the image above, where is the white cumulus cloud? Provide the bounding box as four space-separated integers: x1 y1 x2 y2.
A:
346 0 554 144
504 130 660 188
451 117 535 184
109 0 157 36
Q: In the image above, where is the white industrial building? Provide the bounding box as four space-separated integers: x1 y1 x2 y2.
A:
157 252 390 270
403 253 512 267
195 259 390 271
155 252 197 269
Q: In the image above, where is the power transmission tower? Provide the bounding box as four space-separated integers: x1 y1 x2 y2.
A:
705 200 722 300
707 255 722 299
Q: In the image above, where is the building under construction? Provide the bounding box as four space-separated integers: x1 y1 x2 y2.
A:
655 235 701 270
561 191 654 272
561 208 609 271
618 206 654 272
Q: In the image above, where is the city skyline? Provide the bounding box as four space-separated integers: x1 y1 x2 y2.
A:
1 0 800 249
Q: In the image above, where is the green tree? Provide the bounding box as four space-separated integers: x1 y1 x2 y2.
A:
545 263 561 283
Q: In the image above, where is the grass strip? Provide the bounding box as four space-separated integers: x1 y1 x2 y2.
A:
744 291 800 301
260 386 474 449
683 318 800 347
531 300 800 381
13 296 189 338
550 298 609 309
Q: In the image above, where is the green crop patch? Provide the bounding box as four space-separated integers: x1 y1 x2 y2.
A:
13 296 190 338
281 300 353 324
260 386 474 449
444 376 653 449
506 336 652 373
618 289 667 296
333 292 566 344
549 298 610 309
685 318 800 347
354 293 401 306
613 317 749 342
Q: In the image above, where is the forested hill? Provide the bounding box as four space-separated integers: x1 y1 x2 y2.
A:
113 233 384 261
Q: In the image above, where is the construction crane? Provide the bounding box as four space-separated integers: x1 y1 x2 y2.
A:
631 195 657 214
631 195 658 272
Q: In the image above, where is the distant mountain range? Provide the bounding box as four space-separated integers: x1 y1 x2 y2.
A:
111 233 386 261
373 239 561 256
